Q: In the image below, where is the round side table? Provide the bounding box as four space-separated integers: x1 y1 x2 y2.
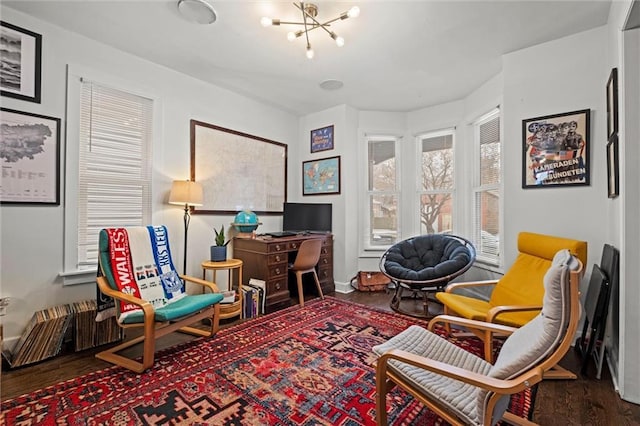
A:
201 258 243 319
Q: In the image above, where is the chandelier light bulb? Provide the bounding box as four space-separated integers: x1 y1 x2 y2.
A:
335 36 344 47
260 17 273 27
347 6 360 18
287 31 296 41
306 46 315 59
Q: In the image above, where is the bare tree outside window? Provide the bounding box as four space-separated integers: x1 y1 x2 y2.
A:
419 133 454 234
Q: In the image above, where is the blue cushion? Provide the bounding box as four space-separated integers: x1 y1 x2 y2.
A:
120 293 224 324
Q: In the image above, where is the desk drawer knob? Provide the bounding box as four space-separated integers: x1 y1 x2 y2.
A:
275 282 281 290
275 268 281 275
275 255 281 262
275 244 282 251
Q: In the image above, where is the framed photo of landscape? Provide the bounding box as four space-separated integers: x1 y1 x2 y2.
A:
190 120 287 215
303 155 341 195
310 125 334 153
0 108 60 204
522 109 590 189
0 21 42 103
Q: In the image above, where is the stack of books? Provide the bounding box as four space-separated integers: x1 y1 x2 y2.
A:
242 278 266 318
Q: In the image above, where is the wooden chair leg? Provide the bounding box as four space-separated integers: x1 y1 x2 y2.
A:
297 271 305 307
312 270 324 300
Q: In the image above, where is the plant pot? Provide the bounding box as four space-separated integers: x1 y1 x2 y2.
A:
210 246 227 262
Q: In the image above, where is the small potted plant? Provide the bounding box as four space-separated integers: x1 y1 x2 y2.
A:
211 225 230 261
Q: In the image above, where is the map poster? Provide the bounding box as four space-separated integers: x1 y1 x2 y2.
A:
190 120 287 215
0 108 60 204
522 109 590 189
303 156 341 195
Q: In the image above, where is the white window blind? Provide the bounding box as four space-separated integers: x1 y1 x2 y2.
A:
473 109 501 265
77 80 153 266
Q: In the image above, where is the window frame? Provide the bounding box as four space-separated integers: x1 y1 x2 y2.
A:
361 133 402 253
471 108 502 267
61 65 160 285
415 128 456 236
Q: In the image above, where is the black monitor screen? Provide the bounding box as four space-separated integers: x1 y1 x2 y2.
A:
283 202 332 233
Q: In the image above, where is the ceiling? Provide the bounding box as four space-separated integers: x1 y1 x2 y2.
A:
5 1 611 116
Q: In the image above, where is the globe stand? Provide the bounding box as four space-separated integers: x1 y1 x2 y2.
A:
230 210 262 239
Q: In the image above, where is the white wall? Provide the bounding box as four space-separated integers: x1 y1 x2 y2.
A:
0 7 298 344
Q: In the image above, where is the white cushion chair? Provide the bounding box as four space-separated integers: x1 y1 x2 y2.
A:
373 249 583 426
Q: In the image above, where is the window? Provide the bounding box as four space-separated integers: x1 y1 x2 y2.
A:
63 70 154 283
472 109 501 265
417 129 455 234
364 136 400 249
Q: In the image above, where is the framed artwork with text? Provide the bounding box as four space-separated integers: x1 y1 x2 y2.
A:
522 109 590 189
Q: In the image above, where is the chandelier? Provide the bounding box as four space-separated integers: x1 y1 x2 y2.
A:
261 2 360 59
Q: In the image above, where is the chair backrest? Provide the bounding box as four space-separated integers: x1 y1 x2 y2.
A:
489 232 587 319
481 249 583 422
98 225 185 321
380 234 476 284
291 238 323 271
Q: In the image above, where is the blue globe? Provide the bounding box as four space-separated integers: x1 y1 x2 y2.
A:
232 210 261 233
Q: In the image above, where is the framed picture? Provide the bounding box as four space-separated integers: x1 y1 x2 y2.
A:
606 68 618 140
522 109 590 189
607 134 619 199
190 120 287 215
0 21 42 103
0 108 60 205
303 155 341 195
310 125 334 153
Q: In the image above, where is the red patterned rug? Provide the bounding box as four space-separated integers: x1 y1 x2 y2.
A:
1 297 532 425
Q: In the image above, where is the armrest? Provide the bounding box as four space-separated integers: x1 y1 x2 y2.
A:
487 305 542 323
377 348 543 394
445 279 499 293
428 314 518 336
181 274 221 293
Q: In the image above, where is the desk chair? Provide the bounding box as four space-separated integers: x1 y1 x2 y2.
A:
289 238 324 307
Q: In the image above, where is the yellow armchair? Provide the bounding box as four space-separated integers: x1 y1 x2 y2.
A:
436 232 587 366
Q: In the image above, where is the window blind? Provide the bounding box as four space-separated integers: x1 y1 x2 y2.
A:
473 110 500 264
77 80 153 266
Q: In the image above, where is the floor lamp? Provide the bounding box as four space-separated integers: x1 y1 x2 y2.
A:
169 180 203 275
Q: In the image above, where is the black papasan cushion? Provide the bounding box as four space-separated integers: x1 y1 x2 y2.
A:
384 234 473 283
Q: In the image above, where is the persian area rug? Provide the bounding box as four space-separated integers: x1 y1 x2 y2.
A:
1 297 532 425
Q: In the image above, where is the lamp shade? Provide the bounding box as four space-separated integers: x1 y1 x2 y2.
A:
169 180 203 206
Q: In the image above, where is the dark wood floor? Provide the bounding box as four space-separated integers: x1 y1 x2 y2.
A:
2 291 640 425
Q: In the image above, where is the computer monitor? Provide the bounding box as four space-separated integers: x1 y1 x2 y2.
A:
282 202 332 233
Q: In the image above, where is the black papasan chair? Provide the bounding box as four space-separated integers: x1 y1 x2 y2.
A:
380 234 476 318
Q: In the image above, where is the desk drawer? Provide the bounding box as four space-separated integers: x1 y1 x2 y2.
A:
268 253 287 265
318 255 332 267
267 242 288 253
318 266 333 282
267 278 287 294
267 265 287 279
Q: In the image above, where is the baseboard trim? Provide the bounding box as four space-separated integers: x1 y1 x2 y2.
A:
334 281 354 294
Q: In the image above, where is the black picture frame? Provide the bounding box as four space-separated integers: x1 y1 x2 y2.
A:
302 155 341 195
607 133 619 199
0 108 61 205
310 125 334 153
522 109 590 189
0 21 42 104
606 68 618 140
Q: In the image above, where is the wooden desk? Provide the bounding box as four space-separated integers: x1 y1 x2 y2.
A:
233 234 334 313
201 258 243 319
